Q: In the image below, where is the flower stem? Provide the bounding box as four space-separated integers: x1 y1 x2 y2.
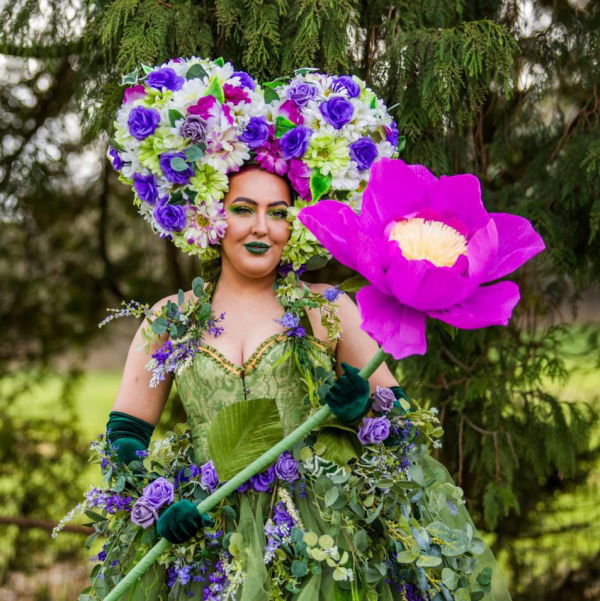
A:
102 347 389 601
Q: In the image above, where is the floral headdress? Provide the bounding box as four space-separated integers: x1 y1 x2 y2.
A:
108 61 400 270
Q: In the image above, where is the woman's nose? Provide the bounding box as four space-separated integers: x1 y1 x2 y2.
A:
252 209 268 235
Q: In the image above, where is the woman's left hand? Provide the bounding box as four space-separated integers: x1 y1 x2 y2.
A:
324 362 371 423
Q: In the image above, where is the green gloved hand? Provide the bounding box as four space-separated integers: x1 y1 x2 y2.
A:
156 500 214 544
390 386 411 412
324 362 371 423
106 411 154 465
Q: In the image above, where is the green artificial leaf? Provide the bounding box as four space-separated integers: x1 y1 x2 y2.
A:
476 567 492 587
214 57 225 67
309 169 332 202
192 277 205 297
207 398 284 480
204 76 225 104
304 254 330 270
84 511 106 523
141 63 153 74
186 63 208 80
295 67 319 76
324 486 340 507
442 567 459 590
185 187 198 204
121 69 138 85
397 135 407 153
369 95 377 109
338 275 369 293
185 142 206 162
113 475 126 492
395 549 419 563
353 529 369 553
170 157 189 172
291 559 308 578
417 554 442 568
108 138 124 152
315 427 361 466
263 78 287 89
168 109 184 127
471 593 485 601
169 189 185 205
177 289 185 306
264 87 280 103
454 590 470 601
151 317 168 335
275 116 296 138
431 427 444 438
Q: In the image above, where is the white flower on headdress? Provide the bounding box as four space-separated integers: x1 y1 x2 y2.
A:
204 117 250 173
182 201 228 248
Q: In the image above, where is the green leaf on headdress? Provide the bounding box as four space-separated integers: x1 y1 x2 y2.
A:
206 398 284 481
141 63 154 75
397 135 406 153
214 57 225 67
203 76 225 104
263 78 287 89
169 189 185 205
185 143 206 162
275 116 296 138
168 109 185 127
309 169 332 202
295 67 319 76
184 187 198 204
264 87 280 103
186 63 208 80
108 138 124 152
369 95 377 109
170 157 189 172
121 69 139 86
338 275 369 293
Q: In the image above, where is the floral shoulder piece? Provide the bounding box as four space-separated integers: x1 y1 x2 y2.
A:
98 277 224 387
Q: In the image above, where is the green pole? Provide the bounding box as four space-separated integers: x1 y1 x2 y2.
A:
103 348 388 601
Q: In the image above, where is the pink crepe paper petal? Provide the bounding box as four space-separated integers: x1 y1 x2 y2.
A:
426 174 490 237
356 285 427 359
361 158 436 235
298 201 388 292
483 213 546 282
465 219 498 281
428 281 520 329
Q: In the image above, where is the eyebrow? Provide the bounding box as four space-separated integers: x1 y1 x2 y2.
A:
230 196 290 207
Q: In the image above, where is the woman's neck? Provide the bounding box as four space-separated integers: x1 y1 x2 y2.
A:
215 257 278 298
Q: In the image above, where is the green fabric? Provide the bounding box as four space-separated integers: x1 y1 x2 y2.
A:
323 362 370 423
106 411 155 464
156 500 213 544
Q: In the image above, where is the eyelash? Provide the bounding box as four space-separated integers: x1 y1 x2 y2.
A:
230 206 288 220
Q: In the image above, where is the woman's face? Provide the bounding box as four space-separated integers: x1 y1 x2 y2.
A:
221 167 292 279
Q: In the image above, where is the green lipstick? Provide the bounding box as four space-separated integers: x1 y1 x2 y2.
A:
244 242 271 255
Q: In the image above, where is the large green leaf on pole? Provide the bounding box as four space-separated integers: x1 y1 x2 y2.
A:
206 398 284 480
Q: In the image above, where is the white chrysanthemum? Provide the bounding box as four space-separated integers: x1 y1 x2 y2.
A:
169 77 210 110
377 140 396 159
372 97 394 127
204 117 250 173
182 201 228 248
346 97 378 133
331 161 361 191
213 62 235 82
118 148 144 180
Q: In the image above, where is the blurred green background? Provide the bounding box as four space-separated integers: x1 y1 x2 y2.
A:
1 0 599 599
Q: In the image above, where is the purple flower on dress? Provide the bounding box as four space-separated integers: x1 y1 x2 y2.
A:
287 82 318 106
127 106 161 141
232 71 256 90
372 386 396 413
235 481 250 493
272 501 294 530
153 202 187 232
152 339 173 364
142 477 174 509
239 116 270 148
350 137 378 170
146 67 184 91
130 497 158 528
159 152 194 184
274 451 299 482
133 173 159 204
357 416 391 445
331 76 360 99
386 120 399 147
275 312 306 337
323 287 342 302
279 126 312 160
108 147 124 170
319 96 354 130
250 465 275 492
180 115 208 144
200 460 219 493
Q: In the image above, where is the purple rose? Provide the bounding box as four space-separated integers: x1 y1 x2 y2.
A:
159 152 194 184
287 82 318 106
350 137 378 170
142 476 174 509
130 497 158 528
153 202 187 232
250 465 275 492
240 116 270 148
133 173 159 204
127 106 161 141
279 126 312 160
331 76 360 99
357 417 391 445
200 460 219 493
372 386 395 413
146 67 184 91
319 96 354 130
232 71 256 90
274 451 299 482
386 120 399 146
179 115 208 144
235 481 250 493
108 147 124 170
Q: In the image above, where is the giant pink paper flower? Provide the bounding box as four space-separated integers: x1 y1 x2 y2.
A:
298 158 545 359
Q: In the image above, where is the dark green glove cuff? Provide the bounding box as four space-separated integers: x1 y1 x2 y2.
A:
106 411 155 465
390 386 411 411
325 362 371 423
156 500 213 544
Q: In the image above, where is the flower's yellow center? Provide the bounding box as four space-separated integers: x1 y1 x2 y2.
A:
388 218 467 267
196 214 210 228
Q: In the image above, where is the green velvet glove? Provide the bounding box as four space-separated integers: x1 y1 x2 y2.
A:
106 411 154 465
156 500 214 544
390 386 411 412
324 362 371 423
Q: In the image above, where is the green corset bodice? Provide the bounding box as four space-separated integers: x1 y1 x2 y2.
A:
175 333 335 464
